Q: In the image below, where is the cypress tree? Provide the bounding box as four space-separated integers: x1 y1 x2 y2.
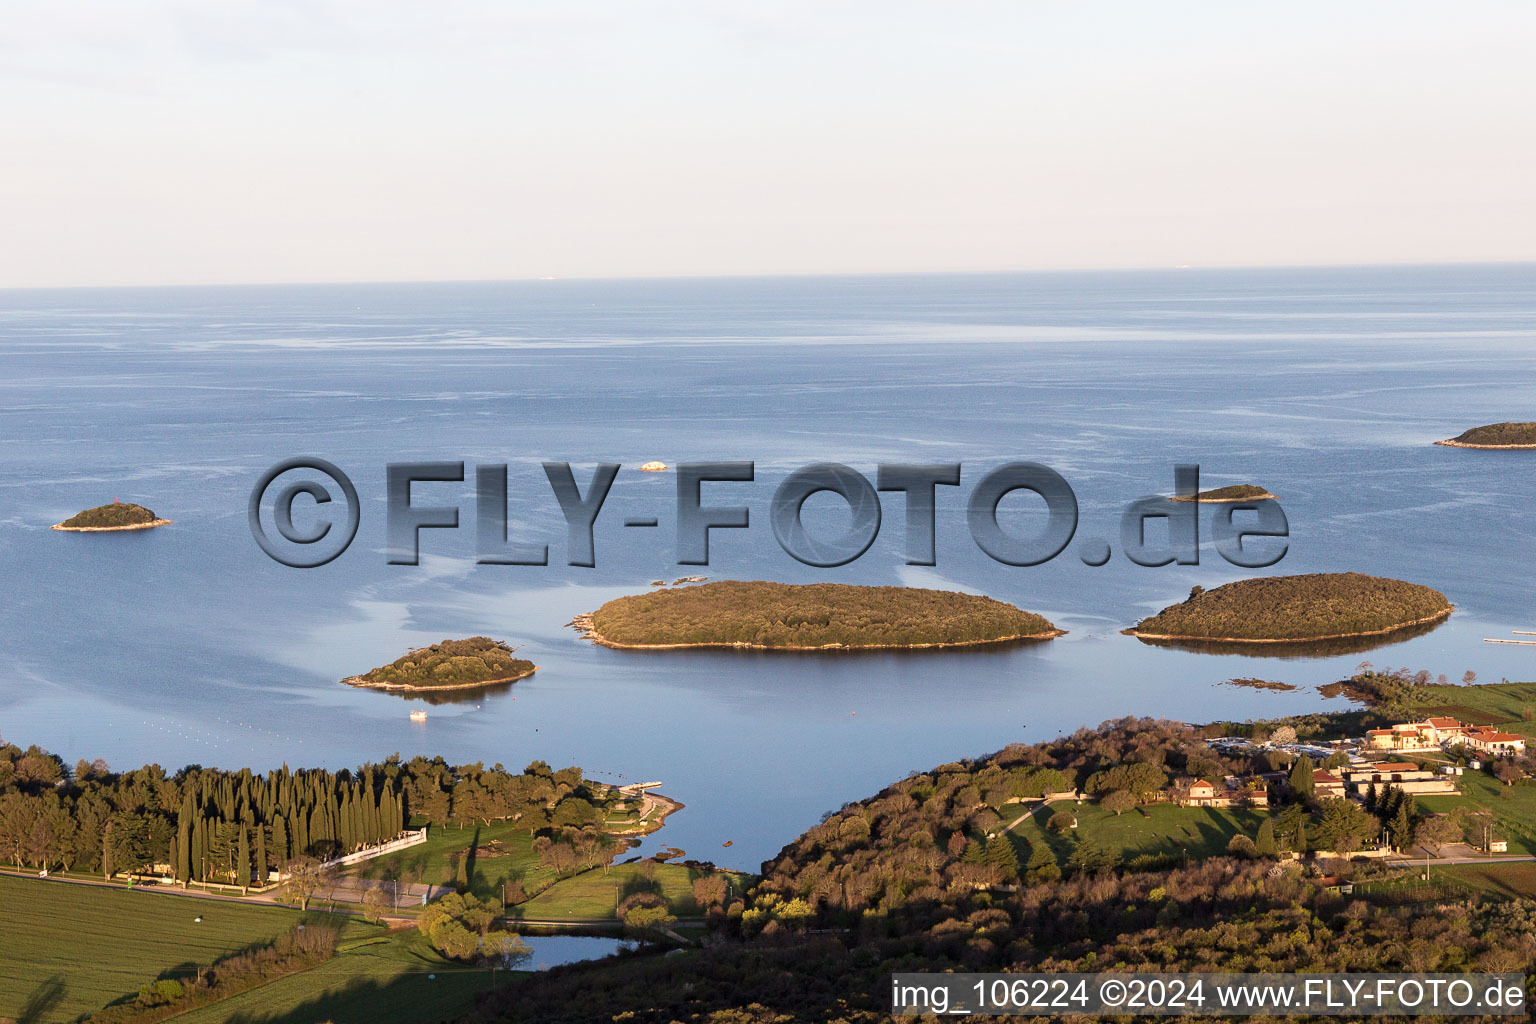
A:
1289 756 1315 800
1254 817 1278 857
237 827 250 892
191 815 205 882
1390 803 1413 851
254 827 268 888
454 852 469 892
176 815 192 885
272 816 289 870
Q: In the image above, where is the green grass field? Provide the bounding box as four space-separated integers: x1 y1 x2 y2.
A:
1407 681 1536 736
348 819 567 903
0 874 364 1024
1429 769 1536 854
170 928 496 1024
1006 800 1269 863
508 862 726 921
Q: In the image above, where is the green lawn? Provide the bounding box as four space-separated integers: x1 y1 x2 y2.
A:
169 928 497 1024
0 875 362 1024
508 862 734 921
1429 769 1536 855
347 819 566 904
1006 800 1269 864
1407 681 1536 735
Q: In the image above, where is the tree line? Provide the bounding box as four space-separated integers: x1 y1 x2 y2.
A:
0 736 617 889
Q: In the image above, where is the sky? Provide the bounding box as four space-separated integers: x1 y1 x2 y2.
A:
3 1 1535 287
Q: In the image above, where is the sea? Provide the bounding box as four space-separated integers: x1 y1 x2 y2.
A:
3 263 1535 871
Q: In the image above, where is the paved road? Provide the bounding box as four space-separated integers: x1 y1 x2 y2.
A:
1393 854 1536 867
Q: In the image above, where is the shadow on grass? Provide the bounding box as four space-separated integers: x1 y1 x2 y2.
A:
218 967 500 1024
17 974 66 1024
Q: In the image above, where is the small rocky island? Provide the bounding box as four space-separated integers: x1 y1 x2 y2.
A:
342 637 537 693
575 580 1062 650
1169 484 1277 502
52 501 171 532
1127 572 1452 644
1436 422 1536 449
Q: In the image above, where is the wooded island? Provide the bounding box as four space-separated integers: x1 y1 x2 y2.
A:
581 580 1061 650
1128 572 1452 643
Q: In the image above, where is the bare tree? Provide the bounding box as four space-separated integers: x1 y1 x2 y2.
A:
284 855 324 911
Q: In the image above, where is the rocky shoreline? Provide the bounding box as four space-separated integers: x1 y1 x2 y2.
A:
51 518 173 532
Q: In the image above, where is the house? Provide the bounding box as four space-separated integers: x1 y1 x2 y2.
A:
1365 717 1467 752
1461 727 1526 756
1168 777 1221 806
1312 769 1346 799
1225 775 1270 808
1339 762 1457 796
1168 775 1269 808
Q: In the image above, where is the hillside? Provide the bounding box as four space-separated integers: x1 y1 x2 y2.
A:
1437 422 1536 448
471 717 1536 1024
583 581 1060 649
53 502 170 531
343 637 536 691
1129 572 1451 643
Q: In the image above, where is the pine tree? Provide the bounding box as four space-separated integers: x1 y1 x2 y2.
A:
982 834 1020 880
1025 841 1060 884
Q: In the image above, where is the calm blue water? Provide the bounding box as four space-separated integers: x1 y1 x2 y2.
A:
3 265 1536 870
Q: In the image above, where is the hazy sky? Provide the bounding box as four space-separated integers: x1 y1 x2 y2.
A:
4 2 1535 286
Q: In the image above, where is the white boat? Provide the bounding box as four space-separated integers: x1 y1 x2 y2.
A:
409 710 428 721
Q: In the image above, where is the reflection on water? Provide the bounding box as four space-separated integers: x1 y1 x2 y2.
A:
1130 617 1453 659
517 934 633 970
389 681 527 707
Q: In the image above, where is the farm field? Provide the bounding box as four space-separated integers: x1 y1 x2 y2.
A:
170 928 494 1024
0 875 362 1024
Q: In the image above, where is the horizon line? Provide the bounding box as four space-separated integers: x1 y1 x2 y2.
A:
2 257 1533 294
